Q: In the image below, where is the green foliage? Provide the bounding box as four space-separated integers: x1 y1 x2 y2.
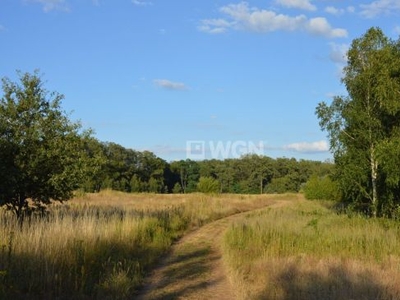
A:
316 27 400 217
265 177 293 194
0 71 95 219
303 175 340 201
197 176 220 194
170 159 200 193
0 70 336 199
130 175 142 193
172 182 182 194
71 135 334 196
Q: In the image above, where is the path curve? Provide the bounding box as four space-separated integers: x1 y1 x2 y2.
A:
136 200 288 300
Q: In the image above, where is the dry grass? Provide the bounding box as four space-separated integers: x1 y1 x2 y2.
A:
223 198 400 299
0 191 276 299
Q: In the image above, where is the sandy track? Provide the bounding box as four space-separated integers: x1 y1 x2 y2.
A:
135 200 288 300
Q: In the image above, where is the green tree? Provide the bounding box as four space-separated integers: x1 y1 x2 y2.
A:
172 182 182 194
130 174 142 192
170 159 200 193
316 27 400 217
79 137 106 193
0 71 93 221
197 176 220 194
303 175 340 201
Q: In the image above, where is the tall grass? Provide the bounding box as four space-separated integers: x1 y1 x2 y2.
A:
0 205 184 299
0 191 274 299
223 198 400 299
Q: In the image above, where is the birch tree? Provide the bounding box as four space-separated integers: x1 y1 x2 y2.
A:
316 27 400 217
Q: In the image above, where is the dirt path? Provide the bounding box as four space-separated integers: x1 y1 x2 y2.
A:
136 200 289 300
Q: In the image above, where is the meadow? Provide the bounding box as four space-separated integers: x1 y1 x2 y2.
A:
2 192 400 299
223 199 400 299
0 191 274 299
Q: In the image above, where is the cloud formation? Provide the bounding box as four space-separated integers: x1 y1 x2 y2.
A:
132 0 153 6
360 0 400 18
154 79 187 91
329 42 348 64
275 0 316 11
199 2 347 38
325 6 355 16
28 0 70 12
284 140 329 153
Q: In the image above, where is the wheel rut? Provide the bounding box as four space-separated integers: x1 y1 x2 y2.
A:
136 200 287 300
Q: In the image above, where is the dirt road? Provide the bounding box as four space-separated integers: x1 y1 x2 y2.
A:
136 200 287 300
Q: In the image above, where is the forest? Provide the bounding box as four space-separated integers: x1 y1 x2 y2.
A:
79 139 334 195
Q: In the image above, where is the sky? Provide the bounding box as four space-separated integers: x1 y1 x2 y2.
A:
1 0 400 162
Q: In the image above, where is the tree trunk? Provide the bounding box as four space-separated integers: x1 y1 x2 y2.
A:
15 194 26 227
370 148 378 217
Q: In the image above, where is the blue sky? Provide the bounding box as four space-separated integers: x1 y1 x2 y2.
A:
1 0 400 162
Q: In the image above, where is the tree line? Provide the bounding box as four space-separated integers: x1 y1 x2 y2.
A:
80 139 334 195
0 70 333 220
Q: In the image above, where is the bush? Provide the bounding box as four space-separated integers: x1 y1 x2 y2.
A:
197 177 220 194
303 175 340 201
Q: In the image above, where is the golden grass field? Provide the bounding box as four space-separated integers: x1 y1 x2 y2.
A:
0 191 277 299
1 191 400 299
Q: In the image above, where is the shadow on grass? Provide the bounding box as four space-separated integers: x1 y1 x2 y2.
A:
255 262 391 300
136 244 222 300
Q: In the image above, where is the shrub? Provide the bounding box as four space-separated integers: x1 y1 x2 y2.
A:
303 175 340 201
196 177 220 194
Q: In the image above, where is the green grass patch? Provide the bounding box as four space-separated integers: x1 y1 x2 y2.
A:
223 200 400 299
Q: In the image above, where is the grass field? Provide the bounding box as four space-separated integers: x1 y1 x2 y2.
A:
2 192 400 299
0 191 275 299
223 198 400 299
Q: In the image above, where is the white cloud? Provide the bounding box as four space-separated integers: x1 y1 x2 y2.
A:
329 42 348 64
275 0 316 11
329 42 348 79
284 140 329 153
154 79 187 91
325 6 354 16
347 6 355 13
199 2 347 38
306 17 347 38
360 0 400 18
27 0 70 12
132 0 152 6
198 19 233 34
325 6 341 15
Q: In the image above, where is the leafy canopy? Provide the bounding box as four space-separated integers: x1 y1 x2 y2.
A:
316 27 400 217
0 71 94 219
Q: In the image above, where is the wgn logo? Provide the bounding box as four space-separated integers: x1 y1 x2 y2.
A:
186 140 265 160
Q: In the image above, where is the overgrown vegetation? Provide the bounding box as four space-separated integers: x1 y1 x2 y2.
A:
0 191 274 299
303 175 340 201
223 199 400 299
